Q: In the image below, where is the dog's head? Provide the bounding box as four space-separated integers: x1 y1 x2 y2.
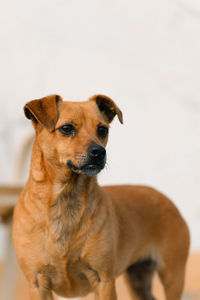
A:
24 94 123 177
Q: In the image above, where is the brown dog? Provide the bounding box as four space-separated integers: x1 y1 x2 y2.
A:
13 94 190 300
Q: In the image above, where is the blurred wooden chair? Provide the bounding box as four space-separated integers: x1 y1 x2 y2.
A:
0 130 34 300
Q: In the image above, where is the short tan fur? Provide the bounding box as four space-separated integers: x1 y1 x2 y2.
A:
13 94 190 300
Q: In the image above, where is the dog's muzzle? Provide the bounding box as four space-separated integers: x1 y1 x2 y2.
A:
67 144 106 176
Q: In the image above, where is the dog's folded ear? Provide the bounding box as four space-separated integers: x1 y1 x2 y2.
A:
91 95 123 124
24 95 63 131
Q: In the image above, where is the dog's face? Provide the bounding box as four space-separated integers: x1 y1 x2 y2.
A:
24 95 123 177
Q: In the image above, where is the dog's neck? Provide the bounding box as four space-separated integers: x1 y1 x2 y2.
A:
50 174 99 246
29 141 101 250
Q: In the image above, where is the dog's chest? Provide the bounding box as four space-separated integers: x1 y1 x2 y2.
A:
44 182 101 296
49 188 84 246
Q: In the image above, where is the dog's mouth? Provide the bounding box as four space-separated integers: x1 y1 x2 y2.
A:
67 160 106 176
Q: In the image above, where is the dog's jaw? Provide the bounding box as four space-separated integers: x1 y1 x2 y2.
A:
67 159 106 176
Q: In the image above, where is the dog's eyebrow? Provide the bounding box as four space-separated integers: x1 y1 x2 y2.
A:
97 122 110 128
55 120 79 129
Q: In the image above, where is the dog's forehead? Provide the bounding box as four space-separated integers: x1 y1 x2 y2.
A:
56 100 105 127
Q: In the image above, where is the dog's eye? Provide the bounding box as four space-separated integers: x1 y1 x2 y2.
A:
59 124 75 136
97 126 109 138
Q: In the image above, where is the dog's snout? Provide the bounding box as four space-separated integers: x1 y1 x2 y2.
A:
88 145 106 159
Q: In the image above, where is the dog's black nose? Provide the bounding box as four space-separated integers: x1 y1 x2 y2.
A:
88 145 106 160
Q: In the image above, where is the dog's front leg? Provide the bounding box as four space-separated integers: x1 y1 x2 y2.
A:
28 276 54 300
94 280 117 300
29 285 54 300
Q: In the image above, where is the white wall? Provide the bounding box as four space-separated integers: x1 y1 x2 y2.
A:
0 0 200 250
